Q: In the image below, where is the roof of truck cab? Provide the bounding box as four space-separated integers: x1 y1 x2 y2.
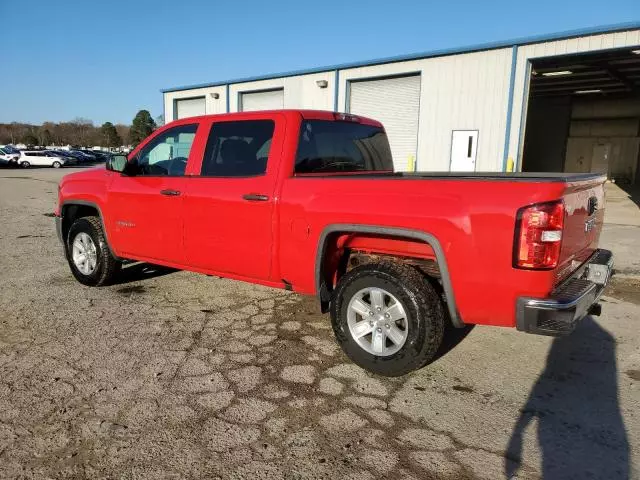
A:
166 109 383 127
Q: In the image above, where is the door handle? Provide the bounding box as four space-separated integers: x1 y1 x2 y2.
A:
242 193 269 202
160 189 181 196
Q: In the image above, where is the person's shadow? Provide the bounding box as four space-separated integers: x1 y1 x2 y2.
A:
505 317 630 479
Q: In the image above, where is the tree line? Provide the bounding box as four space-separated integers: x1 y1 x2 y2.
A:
0 110 161 148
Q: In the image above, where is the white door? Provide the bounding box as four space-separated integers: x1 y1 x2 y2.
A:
590 143 610 174
450 130 478 172
349 75 421 172
240 89 284 111
175 97 206 119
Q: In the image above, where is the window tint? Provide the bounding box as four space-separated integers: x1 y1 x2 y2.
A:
295 120 394 174
200 120 274 177
135 124 198 176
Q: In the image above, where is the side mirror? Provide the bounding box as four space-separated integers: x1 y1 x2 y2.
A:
107 154 128 173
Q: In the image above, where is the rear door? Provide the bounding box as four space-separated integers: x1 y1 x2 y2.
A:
557 176 606 279
29 152 47 166
107 123 199 264
182 114 286 280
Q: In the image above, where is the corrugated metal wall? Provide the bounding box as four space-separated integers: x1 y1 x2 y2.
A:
337 49 513 171
415 48 513 171
163 27 640 173
163 50 513 172
228 72 335 113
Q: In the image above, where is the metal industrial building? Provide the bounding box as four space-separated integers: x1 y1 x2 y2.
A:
162 22 640 183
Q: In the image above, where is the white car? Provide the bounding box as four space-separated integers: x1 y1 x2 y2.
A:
19 151 68 168
0 147 20 166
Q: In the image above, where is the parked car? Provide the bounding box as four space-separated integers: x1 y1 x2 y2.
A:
45 150 78 165
0 147 20 166
76 149 97 161
19 150 69 168
63 151 87 163
95 151 112 162
71 150 96 163
54 110 612 376
86 150 109 162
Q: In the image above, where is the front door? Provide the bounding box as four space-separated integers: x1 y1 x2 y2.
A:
183 116 283 281
107 123 199 264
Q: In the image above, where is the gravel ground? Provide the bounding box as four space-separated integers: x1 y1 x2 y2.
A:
0 167 638 479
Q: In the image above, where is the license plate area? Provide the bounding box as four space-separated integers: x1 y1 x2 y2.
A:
585 262 611 286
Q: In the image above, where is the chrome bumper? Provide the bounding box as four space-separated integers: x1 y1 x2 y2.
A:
516 249 613 336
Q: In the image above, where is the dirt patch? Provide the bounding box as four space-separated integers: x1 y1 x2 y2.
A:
604 277 640 305
452 385 474 393
626 370 640 381
115 285 146 294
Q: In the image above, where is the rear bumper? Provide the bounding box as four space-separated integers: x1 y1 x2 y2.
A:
516 249 613 336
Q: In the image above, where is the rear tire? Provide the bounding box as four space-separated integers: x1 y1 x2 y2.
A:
331 261 445 377
66 216 120 286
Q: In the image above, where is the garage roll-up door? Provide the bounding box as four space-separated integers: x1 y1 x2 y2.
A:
240 89 284 111
349 75 421 172
176 97 206 119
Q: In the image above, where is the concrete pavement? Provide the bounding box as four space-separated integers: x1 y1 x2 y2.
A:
0 167 637 479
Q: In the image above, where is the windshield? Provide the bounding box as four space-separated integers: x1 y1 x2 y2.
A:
295 120 394 174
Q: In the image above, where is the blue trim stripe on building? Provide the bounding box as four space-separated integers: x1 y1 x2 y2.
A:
160 21 640 93
514 61 533 171
502 45 518 172
333 70 339 112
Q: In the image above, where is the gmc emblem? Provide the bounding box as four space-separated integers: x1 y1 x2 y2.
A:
585 217 596 232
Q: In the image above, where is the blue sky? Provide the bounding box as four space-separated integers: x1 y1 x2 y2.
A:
1 0 638 125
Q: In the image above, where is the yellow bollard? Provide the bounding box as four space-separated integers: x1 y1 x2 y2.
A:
408 155 416 172
507 157 514 172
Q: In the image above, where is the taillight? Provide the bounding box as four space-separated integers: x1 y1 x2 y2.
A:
514 200 565 269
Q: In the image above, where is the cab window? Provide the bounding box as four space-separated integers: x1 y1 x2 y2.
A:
200 120 275 177
135 124 198 176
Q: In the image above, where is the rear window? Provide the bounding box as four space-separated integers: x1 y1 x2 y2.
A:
295 120 393 174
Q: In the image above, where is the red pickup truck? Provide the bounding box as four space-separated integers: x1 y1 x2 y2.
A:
55 110 613 376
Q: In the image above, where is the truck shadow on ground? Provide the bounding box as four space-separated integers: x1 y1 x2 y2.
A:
114 262 178 285
505 317 629 479
432 322 475 362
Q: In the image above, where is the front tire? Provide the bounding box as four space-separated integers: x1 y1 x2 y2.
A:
20 161 30 168
52 161 62 168
331 261 444 377
66 216 120 286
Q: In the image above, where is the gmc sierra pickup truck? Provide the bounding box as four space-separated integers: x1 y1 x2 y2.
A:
55 110 613 376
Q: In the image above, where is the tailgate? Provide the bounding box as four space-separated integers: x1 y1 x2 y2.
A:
556 176 606 283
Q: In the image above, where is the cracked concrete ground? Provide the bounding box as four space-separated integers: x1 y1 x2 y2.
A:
0 167 638 479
